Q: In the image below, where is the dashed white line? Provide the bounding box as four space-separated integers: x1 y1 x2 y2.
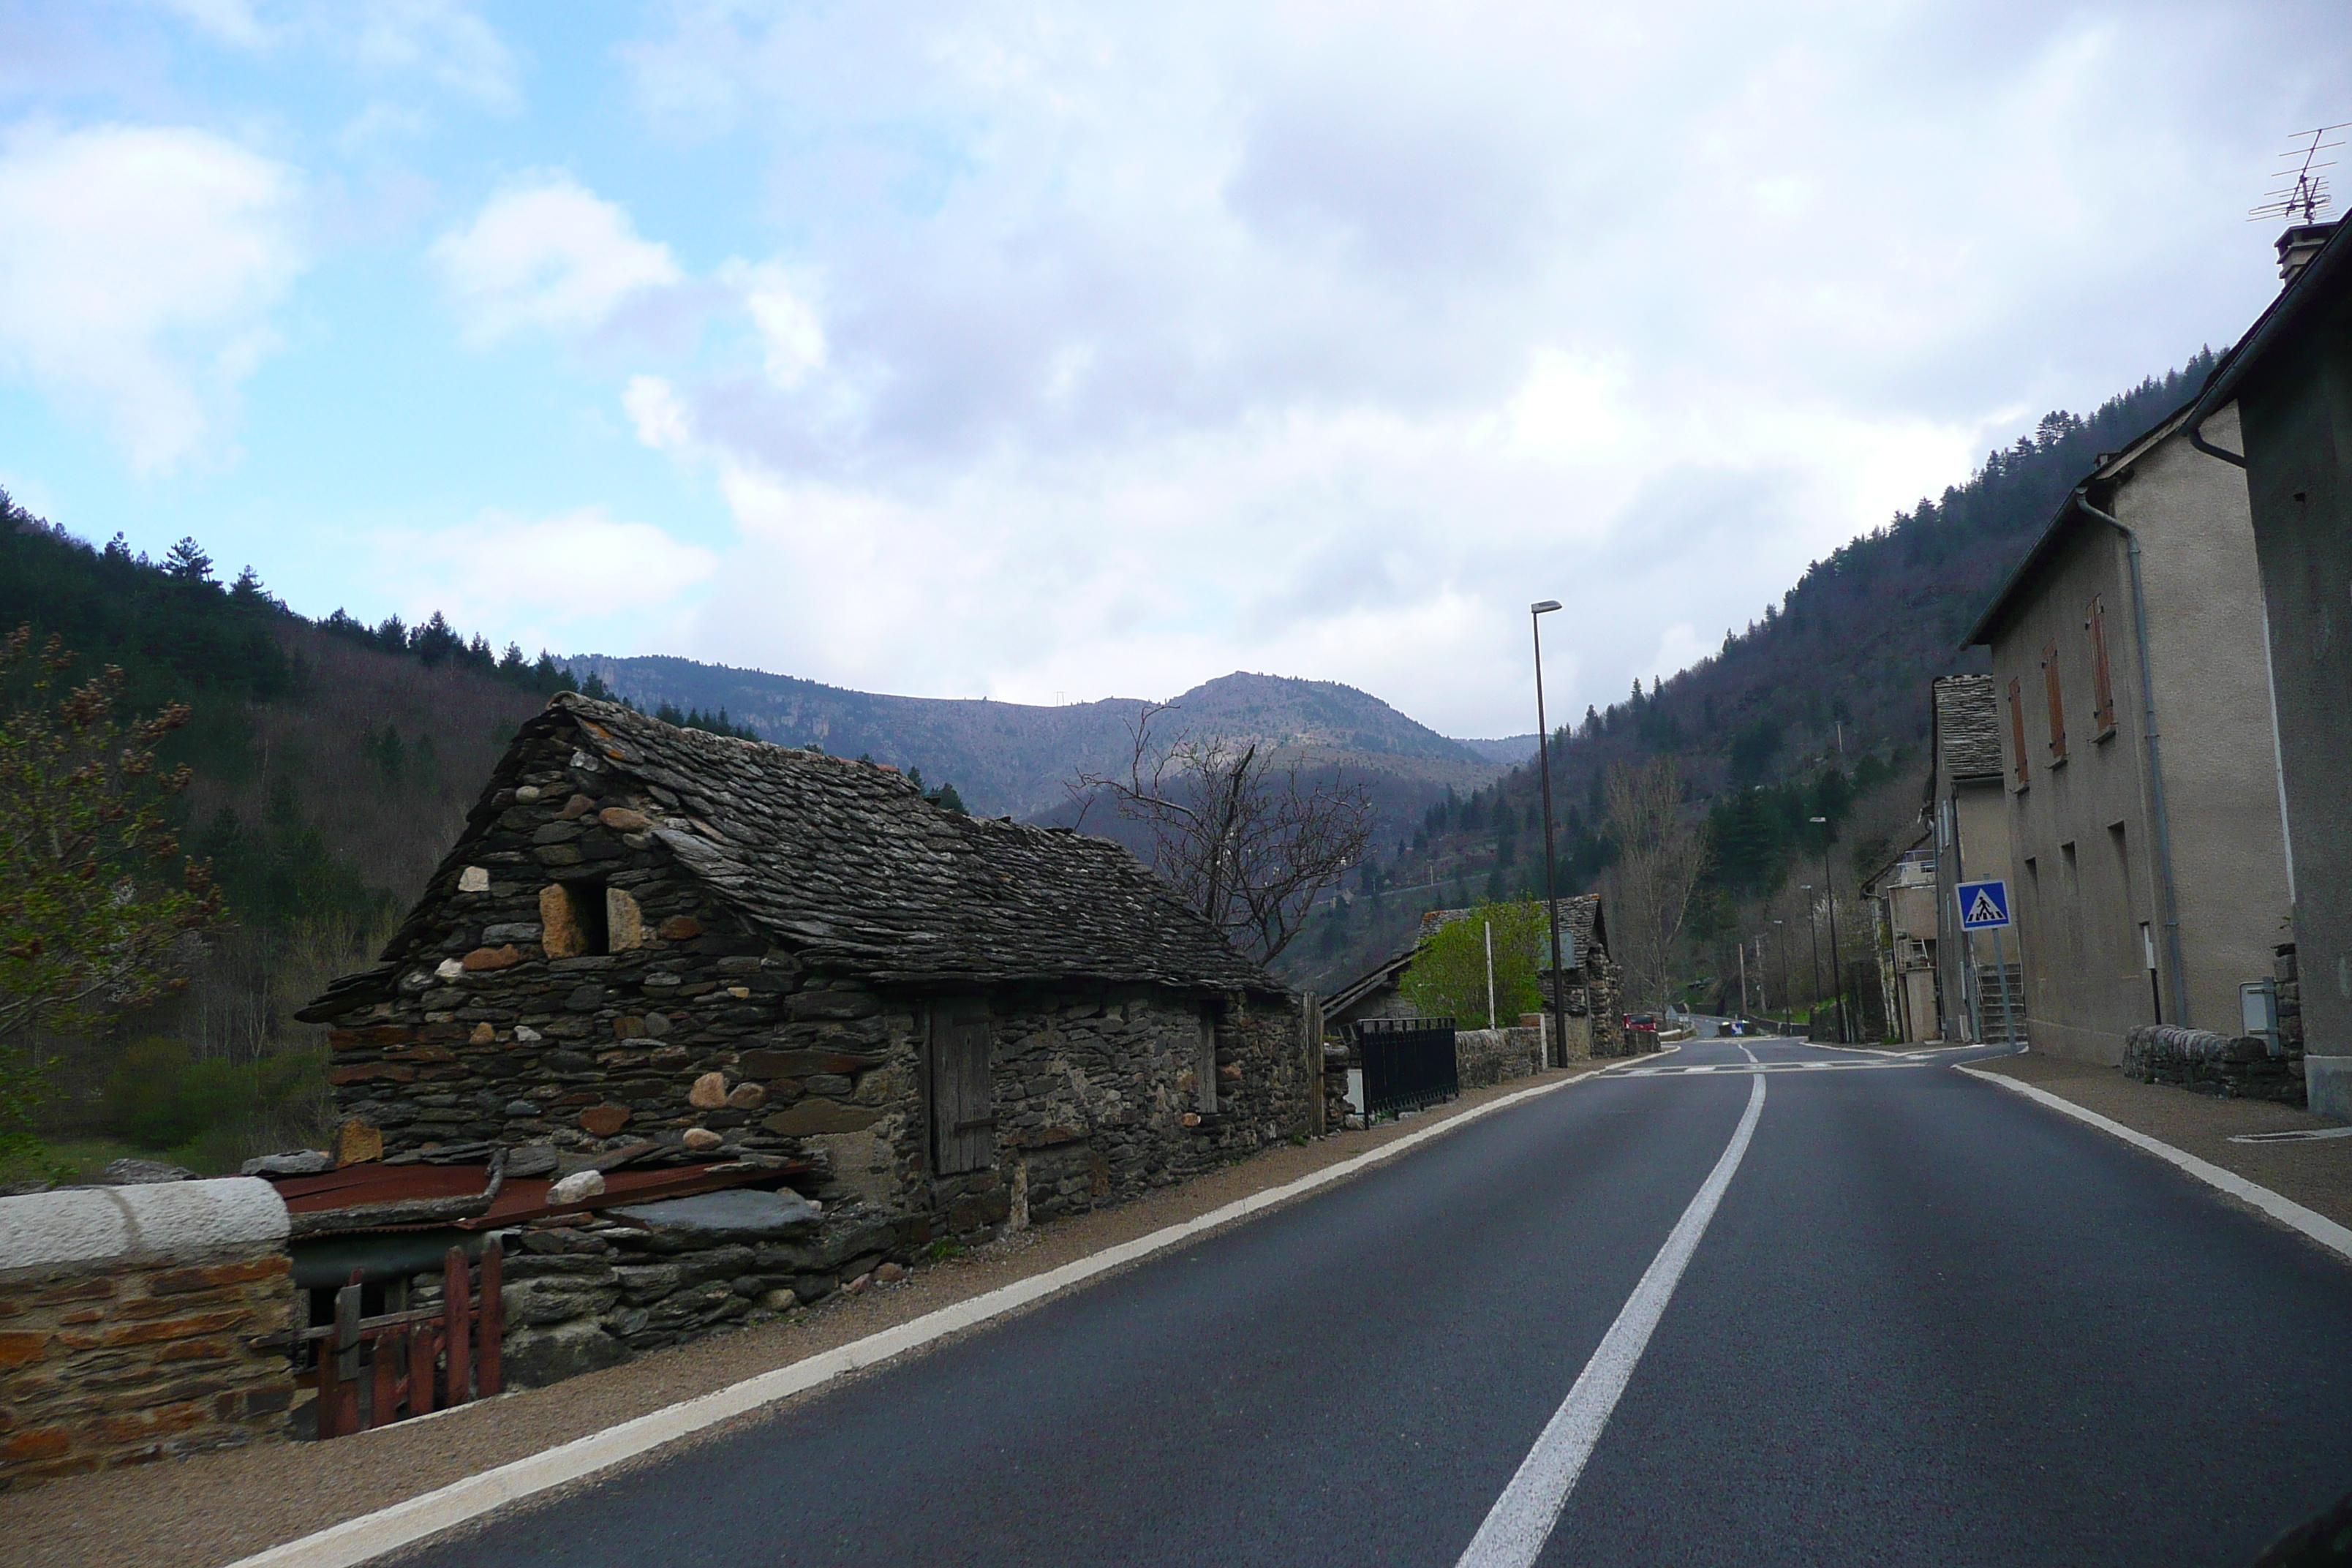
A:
1455 1073 1768 1568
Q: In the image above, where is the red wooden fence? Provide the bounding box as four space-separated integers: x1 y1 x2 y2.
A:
307 1237 503 1439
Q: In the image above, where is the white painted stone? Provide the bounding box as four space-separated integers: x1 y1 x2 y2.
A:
0 1177 288 1278
458 866 490 893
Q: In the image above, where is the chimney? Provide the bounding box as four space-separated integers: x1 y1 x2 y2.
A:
2277 221 2337 285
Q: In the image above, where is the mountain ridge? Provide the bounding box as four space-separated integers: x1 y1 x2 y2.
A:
559 657 1502 820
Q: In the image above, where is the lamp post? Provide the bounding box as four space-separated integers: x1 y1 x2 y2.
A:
1801 882 1823 1040
1809 815 1847 1044
1531 600 1567 1068
1772 919 1790 1035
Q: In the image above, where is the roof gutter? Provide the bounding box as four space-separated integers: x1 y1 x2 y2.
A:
2073 487 2190 1026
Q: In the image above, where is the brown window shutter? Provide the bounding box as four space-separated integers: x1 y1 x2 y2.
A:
2087 595 2117 734
2008 676 2029 786
2040 641 2067 761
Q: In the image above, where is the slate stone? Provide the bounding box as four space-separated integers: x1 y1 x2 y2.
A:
502 1319 631 1387
609 1188 822 1242
239 1150 333 1177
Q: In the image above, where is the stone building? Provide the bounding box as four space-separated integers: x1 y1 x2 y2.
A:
2175 218 2352 1117
1926 674 2017 1044
1964 402 2292 1063
301 694 1311 1251
1860 830 1938 1044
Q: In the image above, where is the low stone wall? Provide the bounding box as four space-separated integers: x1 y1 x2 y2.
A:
0 1180 294 1488
487 1187 894 1385
2119 1024 2304 1105
1455 1026 1545 1088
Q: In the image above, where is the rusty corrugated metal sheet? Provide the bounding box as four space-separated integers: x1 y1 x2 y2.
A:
268 1160 799 1232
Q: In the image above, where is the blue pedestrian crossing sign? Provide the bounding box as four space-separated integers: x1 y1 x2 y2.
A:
1957 879 2012 930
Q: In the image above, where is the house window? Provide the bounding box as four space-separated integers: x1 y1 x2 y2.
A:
2040 641 2067 764
2087 595 2118 739
930 1004 994 1175
2007 677 2029 788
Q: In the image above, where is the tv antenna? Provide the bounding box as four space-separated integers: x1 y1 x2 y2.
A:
2250 124 2348 225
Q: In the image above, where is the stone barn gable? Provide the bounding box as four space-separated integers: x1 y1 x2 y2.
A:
304 693 1309 1245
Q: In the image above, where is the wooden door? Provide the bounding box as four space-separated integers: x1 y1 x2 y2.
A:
930 1005 995 1175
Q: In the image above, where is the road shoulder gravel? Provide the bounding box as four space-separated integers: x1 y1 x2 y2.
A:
1 1060 1648 1568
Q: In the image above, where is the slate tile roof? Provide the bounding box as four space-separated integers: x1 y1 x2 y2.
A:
1932 674 2003 783
446 694 1282 995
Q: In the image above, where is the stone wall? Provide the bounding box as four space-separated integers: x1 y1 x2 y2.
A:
2119 1023 2305 1105
1455 1025 1545 1088
0 1180 294 1488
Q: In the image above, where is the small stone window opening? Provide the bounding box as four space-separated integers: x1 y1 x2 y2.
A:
539 881 614 958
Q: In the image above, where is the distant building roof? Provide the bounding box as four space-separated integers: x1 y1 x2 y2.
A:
1931 674 2002 784
315 693 1282 1011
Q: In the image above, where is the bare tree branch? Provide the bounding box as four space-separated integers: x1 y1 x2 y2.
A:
1068 704 1373 964
1600 755 1708 1012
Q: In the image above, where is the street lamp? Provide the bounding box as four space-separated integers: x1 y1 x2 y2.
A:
1801 882 1823 1041
1809 815 1847 1044
1771 920 1789 1035
1531 600 1567 1068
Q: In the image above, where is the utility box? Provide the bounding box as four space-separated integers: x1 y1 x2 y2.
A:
2241 979 2282 1058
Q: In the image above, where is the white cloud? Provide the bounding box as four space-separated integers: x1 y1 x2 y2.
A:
720 260 828 389
380 508 719 650
624 374 693 453
429 173 682 344
0 119 304 471
601 0 2343 733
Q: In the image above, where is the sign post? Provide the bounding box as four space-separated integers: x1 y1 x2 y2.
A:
1956 879 2016 1046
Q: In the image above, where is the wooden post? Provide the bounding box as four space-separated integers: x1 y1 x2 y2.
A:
477 1236 504 1398
1303 993 1326 1137
369 1327 396 1432
443 1246 471 1406
409 1323 438 1417
331 1275 362 1439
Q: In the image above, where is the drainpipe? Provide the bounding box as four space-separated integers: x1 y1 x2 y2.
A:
2073 487 2190 1026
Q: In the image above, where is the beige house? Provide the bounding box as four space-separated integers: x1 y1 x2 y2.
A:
1965 406 2292 1063
1862 831 1939 1044
1927 674 2016 1043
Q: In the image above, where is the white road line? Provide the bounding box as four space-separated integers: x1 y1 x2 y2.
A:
1455 1073 1768 1568
1955 1066 2352 1265
222 1055 1676 1568
1737 1043 1757 1065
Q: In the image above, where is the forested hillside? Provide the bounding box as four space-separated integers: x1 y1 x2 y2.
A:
0 500 573 1175
1284 353 2220 1001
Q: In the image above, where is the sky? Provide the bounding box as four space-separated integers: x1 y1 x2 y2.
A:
1 2 2344 738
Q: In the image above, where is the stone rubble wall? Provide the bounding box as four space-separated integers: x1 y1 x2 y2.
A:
0 1180 294 1489
1455 1025 1548 1088
2119 1022 2305 1105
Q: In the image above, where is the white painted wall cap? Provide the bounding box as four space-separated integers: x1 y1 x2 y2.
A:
0 1177 290 1276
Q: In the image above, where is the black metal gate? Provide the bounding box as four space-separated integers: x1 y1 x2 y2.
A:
1352 1017 1458 1118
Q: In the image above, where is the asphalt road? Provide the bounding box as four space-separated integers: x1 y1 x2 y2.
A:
404 1035 2352 1567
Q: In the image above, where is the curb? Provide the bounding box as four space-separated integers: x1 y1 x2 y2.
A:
1955 1064 2352 1266
224 1052 1667 1568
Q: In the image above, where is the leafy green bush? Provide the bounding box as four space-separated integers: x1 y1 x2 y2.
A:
1400 901 1550 1028
103 1037 323 1165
